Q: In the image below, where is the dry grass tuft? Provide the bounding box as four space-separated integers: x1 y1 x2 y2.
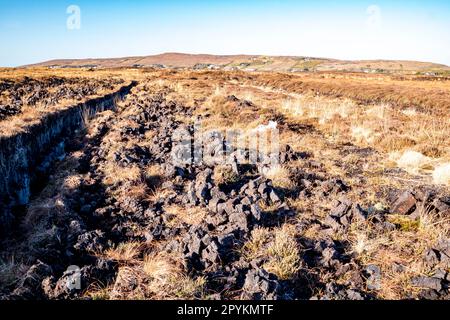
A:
126 182 149 200
165 204 208 227
102 163 143 186
23 198 67 229
63 175 83 190
348 204 449 299
213 165 239 185
147 186 177 202
105 242 143 263
241 225 300 280
241 227 272 261
262 165 294 189
0 259 27 290
143 253 205 299
387 215 420 232
263 225 301 280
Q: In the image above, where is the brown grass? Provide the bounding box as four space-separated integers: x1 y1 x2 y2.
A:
165 204 208 227
241 225 301 280
105 242 143 263
102 163 143 186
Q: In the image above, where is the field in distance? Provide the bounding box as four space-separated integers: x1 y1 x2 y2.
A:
23 52 450 75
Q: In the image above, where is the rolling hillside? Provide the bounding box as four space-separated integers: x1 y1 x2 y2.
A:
23 53 450 74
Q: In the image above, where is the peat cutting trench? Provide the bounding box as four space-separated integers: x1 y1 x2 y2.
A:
0 82 449 300
0 82 136 233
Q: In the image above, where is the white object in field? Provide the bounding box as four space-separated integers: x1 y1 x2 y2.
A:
396 150 430 174
254 121 278 133
432 163 450 186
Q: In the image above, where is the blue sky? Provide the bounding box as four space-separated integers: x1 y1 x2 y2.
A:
1 0 449 67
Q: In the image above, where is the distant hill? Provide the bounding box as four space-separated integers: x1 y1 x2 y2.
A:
23 52 450 74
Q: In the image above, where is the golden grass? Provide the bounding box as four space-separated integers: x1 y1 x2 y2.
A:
263 225 301 280
241 227 272 261
247 72 450 116
241 225 300 280
105 242 143 263
348 205 450 299
108 253 205 300
147 186 177 203
91 249 205 300
126 182 149 201
143 253 205 299
102 163 143 186
165 204 208 227
262 165 294 190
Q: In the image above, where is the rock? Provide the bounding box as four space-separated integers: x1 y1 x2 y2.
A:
241 268 281 300
43 266 85 299
228 210 250 233
330 201 351 218
67 220 86 243
269 190 282 204
208 197 225 213
320 247 341 268
321 179 348 194
195 182 213 204
382 221 397 231
218 233 236 250
320 283 365 300
418 289 441 300
392 262 406 273
202 240 220 265
432 198 450 215
345 289 365 300
324 215 342 231
411 276 443 291
186 182 198 205
327 198 367 229
433 269 448 281
120 197 144 215
422 239 450 270
258 181 269 196
352 204 368 221
436 239 450 256
365 265 381 290
250 204 261 221
187 235 203 256
11 261 53 298
223 198 237 214
424 249 440 267
206 210 228 227
390 191 417 215
279 145 298 164
74 230 107 253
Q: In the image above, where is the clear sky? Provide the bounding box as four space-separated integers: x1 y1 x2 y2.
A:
1 0 449 67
